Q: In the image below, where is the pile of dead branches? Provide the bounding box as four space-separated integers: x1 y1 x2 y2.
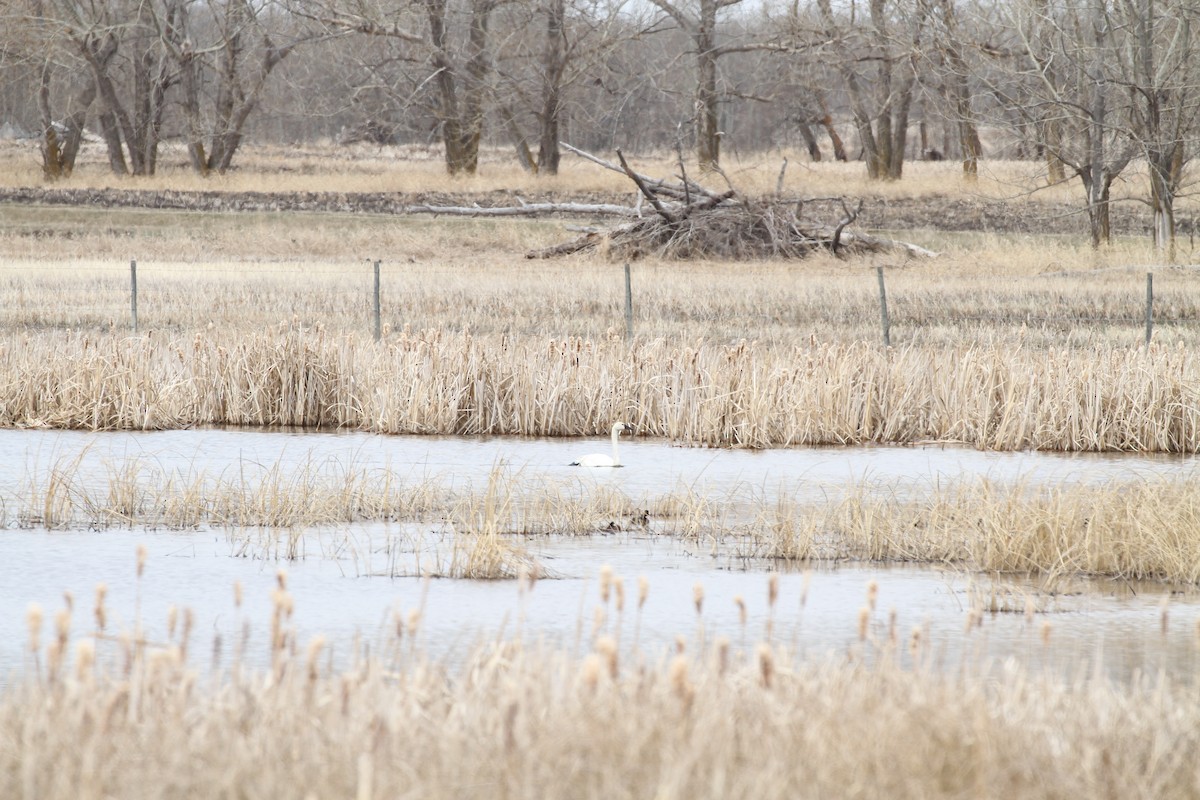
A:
524 145 936 261
399 143 936 261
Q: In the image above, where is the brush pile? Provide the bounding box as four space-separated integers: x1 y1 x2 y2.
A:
527 145 936 261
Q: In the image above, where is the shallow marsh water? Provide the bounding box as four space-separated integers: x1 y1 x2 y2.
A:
1 427 1198 683
2 426 1194 505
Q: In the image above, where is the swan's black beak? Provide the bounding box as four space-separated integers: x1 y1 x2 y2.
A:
623 423 636 435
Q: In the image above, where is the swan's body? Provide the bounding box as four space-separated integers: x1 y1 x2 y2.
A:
572 422 634 468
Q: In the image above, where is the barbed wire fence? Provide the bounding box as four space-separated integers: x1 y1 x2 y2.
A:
2 259 1197 346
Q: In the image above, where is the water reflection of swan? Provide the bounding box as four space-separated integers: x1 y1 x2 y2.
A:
571 422 634 468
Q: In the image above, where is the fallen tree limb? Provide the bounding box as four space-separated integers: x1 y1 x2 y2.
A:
617 149 676 223
405 202 638 217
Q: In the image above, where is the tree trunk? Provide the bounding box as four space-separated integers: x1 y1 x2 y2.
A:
1043 118 1065 183
427 0 492 175
815 90 847 161
37 61 62 180
536 0 565 175
499 103 537 173
1149 157 1176 258
692 0 724 170
936 0 981 179
797 120 821 161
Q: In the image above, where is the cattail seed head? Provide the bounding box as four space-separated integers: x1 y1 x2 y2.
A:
638 576 649 610
734 595 747 626
94 584 107 632
768 574 780 608
715 636 730 676
580 654 602 693
167 605 178 639
277 569 288 591
55 608 70 648
669 656 693 703
866 580 879 612
693 582 704 615
136 544 147 578
306 635 326 681
596 635 619 680
908 626 922 659
613 578 624 613
675 634 687 655
1024 596 1036 622
598 565 613 604
27 604 42 653
233 581 243 609
757 643 775 689
1041 621 1053 646
406 609 421 638
74 640 95 682
858 606 870 641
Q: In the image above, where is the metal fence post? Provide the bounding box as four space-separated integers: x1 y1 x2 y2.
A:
1145 271 1153 347
130 259 138 333
373 259 382 342
624 262 634 341
877 265 891 347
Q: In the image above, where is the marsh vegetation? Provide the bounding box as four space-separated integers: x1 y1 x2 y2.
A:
3 144 1200 797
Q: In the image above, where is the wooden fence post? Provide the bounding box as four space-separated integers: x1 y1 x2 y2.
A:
1145 272 1153 347
624 263 634 341
877 266 891 347
130 259 138 333
373 259 382 342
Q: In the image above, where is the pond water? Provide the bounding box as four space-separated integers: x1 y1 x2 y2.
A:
2 426 1195 504
1 427 1198 684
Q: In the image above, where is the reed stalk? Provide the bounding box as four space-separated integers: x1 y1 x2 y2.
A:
3 575 1200 799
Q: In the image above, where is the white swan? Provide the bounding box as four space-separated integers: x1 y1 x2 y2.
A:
571 422 634 468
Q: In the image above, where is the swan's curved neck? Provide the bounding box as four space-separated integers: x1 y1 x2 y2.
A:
610 425 621 466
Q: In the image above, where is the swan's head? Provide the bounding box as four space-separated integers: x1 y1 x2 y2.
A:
613 422 635 436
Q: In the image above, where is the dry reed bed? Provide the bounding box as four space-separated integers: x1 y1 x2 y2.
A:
2 327 1198 451
13 453 1200 584
4 580 1199 799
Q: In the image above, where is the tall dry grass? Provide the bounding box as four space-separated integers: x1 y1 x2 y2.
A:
13 450 1200 584
4 572 1200 799
9 255 1200 348
2 326 1198 451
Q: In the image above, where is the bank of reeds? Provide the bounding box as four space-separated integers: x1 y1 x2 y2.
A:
4 576 1200 799
13 453 1200 584
3 326 1198 452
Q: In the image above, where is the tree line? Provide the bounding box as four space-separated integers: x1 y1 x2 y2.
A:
1 0 1196 252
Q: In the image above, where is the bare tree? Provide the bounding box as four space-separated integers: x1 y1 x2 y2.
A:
930 0 982 177
7 0 98 178
165 0 307 175
817 0 929 180
997 0 1138 246
300 0 499 175
1120 0 1200 257
536 0 566 172
645 0 795 169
